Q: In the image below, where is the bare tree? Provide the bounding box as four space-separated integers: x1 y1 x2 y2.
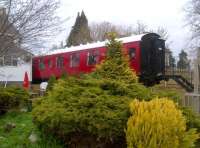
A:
90 22 117 41
149 26 169 40
0 0 61 56
185 0 200 47
185 0 200 39
90 21 169 43
132 20 148 35
90 22 137 41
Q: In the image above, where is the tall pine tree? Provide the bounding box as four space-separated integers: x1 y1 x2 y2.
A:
177 50 190 70
67 11 92 47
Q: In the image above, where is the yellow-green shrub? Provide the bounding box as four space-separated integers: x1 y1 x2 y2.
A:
126 98 199 148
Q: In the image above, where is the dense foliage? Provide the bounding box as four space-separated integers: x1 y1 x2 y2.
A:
177 50 190 70
182 107 200 147
93 33 138 84
47 75 57 91
33 77 130 147
126 98 199 148
0 86 29 115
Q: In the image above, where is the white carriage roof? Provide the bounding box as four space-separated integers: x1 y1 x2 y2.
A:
45 33 147 56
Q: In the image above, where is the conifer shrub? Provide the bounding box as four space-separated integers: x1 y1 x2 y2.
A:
32 77 130 147
46 75 57 91
0 86 29 114
126 98 199 148
93 32 138 84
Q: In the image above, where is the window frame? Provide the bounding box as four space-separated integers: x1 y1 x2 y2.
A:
70 52 80 68
129 48 136 60
87 50 100 66
0 56 4 66
12 56 18 66
39 58 45 70
56 56 64 68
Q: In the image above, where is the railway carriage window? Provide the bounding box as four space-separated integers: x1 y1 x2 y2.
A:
129 48 136 60
48 59 53 68
56 56 64 68
39 59 45 70
70 53 80 67
87 50 99 65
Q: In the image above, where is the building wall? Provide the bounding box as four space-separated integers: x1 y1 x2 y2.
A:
0 63 32 83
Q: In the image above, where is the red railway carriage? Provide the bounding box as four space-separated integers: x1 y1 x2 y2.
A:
32 33 165 85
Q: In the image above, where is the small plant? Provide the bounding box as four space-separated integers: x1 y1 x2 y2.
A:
126 98 199 148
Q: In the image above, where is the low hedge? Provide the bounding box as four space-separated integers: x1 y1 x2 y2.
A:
0 86 29 114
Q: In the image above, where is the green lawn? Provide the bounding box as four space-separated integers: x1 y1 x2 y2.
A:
0 111 64 148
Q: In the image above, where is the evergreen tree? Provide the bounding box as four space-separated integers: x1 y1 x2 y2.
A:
67 11 92 47
169 52 176 68
177 50 190 70
93 32 138 84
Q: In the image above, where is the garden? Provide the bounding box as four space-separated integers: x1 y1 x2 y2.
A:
0 34 200 148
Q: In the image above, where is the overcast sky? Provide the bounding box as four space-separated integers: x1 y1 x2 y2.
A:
56 0 191 57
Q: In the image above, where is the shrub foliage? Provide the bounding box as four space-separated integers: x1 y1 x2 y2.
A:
126 98 199 148
0 87 29 114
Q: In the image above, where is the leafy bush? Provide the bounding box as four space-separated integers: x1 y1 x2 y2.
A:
0 86 29 114
181 107 200 147
33 77 130 147
126 98 199 148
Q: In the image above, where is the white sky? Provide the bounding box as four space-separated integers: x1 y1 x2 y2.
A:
56 0 191 57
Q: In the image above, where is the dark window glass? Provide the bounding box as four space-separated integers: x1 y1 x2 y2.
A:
0 56 4 66
155 39 164 50
129 48 136 59
70 53 80 67
48 59 53 68
39 59 45 70
4 56 12 66
87 50 99 65
12 56 18 66
56 56 64 68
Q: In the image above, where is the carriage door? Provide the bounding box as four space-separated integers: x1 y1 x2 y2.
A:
153 39 165 76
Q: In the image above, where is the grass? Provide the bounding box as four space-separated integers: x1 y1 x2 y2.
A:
0 110 64 148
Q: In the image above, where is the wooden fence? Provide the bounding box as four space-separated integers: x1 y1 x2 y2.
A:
182 93 200 114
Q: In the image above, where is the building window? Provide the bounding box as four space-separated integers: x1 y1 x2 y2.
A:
129 48 136 59
0 56 4 66
4 56 12 66
56 56 64 68
70 53 79 67
87 50 99 65
12 56 18 66
39 59 45 70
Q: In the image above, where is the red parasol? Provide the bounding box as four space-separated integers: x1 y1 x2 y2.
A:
23 71 29 89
